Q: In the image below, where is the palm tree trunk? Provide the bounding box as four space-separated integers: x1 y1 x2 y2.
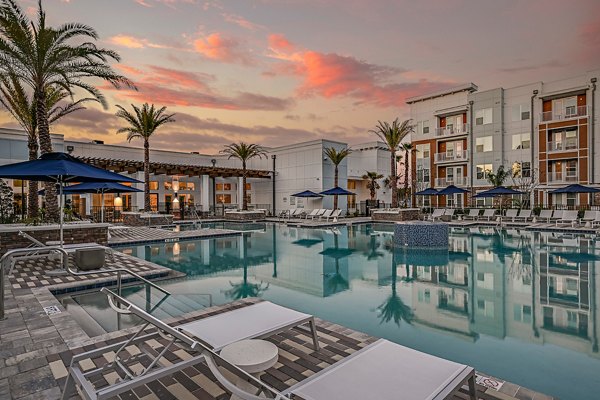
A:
404 149 409 203
36 90 59 222
333 165 338 210
242 161 247 211
144 139 150 212
391 153 397 208
370 180 375 200
27 134 39 218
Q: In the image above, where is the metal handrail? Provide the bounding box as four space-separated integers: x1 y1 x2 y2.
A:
1 245 170 320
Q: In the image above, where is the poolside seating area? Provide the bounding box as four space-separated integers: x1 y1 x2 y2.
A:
278 208 346 222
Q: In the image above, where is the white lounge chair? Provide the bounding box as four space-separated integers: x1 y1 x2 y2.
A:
515 209 532 222
428 208 445 221
550 210 564 223
556 210 579 227
538 209 553 223
305 209 320 219
445 209 456 219
478 209 496 221
62 289 478 400
310 209 326 220
592 213 600 227
464 209 480 220
505 209 519 222
581 210 597 226
323 209 342 222
319 209 334 220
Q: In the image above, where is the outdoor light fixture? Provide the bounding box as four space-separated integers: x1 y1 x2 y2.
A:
172 176 180 192
113 194 123 207
172 195 180 210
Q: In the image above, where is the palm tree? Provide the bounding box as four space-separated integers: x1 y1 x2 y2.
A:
362 171 383 201
0 72 93 218
485 165 513 187
221 142 268 211
116 103 175 211
0 0 135 221
370 119 414 207
323 146 352 210
401 142 415 204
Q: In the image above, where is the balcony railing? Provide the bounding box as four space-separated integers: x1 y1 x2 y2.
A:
540 105 589 123
547 138 578 152
435 176 468 187
547 172 578 183
434 123 469 137
434 150 468 164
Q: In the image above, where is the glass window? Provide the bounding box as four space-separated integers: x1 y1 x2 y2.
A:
475 108 493 125
475 136 493 152
164 181 173 190
476 164 493 180
149 181 159 190
511 104 531 121
522 162 531 178
179 182 195 190
216 194 231 204
511 133 530 150
216 183 232 191
567 193 577 207
245 183 251 190
416 144 430 159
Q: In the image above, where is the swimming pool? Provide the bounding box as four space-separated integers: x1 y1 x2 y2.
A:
65 223 600 399
172 221 268 232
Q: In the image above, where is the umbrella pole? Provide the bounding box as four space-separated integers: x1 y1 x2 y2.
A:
59 181 64 248
101 192 105 223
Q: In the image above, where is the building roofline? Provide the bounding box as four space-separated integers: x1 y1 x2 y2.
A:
406 83 478 104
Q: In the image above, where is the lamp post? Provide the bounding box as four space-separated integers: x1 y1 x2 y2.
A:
211 159 217 216
271 154 276 216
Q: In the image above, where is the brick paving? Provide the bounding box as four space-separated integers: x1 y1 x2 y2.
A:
108 226 239 246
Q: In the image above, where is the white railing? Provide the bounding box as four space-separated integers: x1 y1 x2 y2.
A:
540 105 589 123
547 172 578 183
547 138 578 152
434 123 469 137
435 176 468 187
434 150 468 164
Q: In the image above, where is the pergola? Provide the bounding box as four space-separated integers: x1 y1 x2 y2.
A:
77 156 272 179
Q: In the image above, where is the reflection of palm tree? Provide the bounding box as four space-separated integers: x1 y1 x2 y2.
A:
363 235 385 261
376 251 414 326
325 234 349 293
223 235 269 300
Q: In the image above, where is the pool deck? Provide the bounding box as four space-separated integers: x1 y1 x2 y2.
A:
108 226 241 246
0 247 557 400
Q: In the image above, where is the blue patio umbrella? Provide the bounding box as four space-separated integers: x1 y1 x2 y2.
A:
437 185 468 196
415 188 438 196
549 184 600 194
291 190 323 198
473 186 524 198
0 152 140 247
320 186 355 196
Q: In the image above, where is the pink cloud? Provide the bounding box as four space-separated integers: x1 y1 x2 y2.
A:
266 33 454 108
193 33 254 65
108 65 292 111
221 13 265 31
107 34 174 50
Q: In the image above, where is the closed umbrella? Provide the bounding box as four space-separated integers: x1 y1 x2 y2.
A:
0 152 140 247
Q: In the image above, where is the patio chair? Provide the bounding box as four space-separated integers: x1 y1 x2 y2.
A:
323 209 342 222
305 209 320 219
319 209 334 220
555 210 579 227
581 210 597 226
464 209 480 220
63 289 478 400
428 208 445 221
277 209 290 220
310 209 326 220
592 213 600 227
538 209 553 223
477 209 496 221
550 210 564 223
445 209 456 219
505 209 519 222
514 209 532 222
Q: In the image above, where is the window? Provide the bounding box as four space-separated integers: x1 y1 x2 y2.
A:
511 104 531 121
513 305 532 323
553 96 577 118
417 120 430 135
567 193 576 207
149 181 159 190
347 181 356 189
475 136 493 153
566 160 577 177
216 194 231 204
522 162 531 178
446 168 454 182
179 182 195 190
475 108 493 125
511 133 531 150
216 183 232 191
416 144 430 159
13 179 25 188
164 181 173 190
416 167 430 183
476 164 493 180
476 195 492 208
245 183 251 190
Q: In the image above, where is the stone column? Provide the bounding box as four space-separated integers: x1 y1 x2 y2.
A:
238 177 244 209
134 171 145 211
201 175 210 212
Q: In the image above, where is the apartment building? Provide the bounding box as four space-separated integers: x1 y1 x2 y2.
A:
408 70 600 208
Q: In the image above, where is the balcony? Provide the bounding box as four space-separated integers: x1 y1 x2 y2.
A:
547 138 578 153
434 150 468 164
435 176 468 187
540 105 589 123
547 172 578 183
434 123 469 138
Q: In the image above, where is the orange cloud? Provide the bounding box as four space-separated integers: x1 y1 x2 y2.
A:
108 65 292 111
222 13 265 31
193 33 254 65
107 34 171 49
265 33 453 108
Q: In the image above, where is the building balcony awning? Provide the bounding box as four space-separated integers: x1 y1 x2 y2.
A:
77 156 271 179
434 105 469 117
538 85 589 100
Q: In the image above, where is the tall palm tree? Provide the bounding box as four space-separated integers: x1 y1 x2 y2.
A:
0 73 93 218
401 142 415 204
323 146 352 210
116 103 175 212
221 142 268 211
486 165 515 187
370 119 414 207
0 0 135 221
362 171 383 201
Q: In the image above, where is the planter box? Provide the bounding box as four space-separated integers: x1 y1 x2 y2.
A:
371 208 420 222
122 212 173 227
224 210 266 221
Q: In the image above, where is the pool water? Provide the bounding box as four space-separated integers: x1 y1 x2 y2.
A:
70 223 600 399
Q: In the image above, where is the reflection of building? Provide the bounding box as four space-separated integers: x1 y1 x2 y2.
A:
399 230 600 357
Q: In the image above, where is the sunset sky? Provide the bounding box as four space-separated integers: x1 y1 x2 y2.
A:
1 0 599 154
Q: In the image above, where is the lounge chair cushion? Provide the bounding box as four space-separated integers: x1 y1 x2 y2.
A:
74 248 106 271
